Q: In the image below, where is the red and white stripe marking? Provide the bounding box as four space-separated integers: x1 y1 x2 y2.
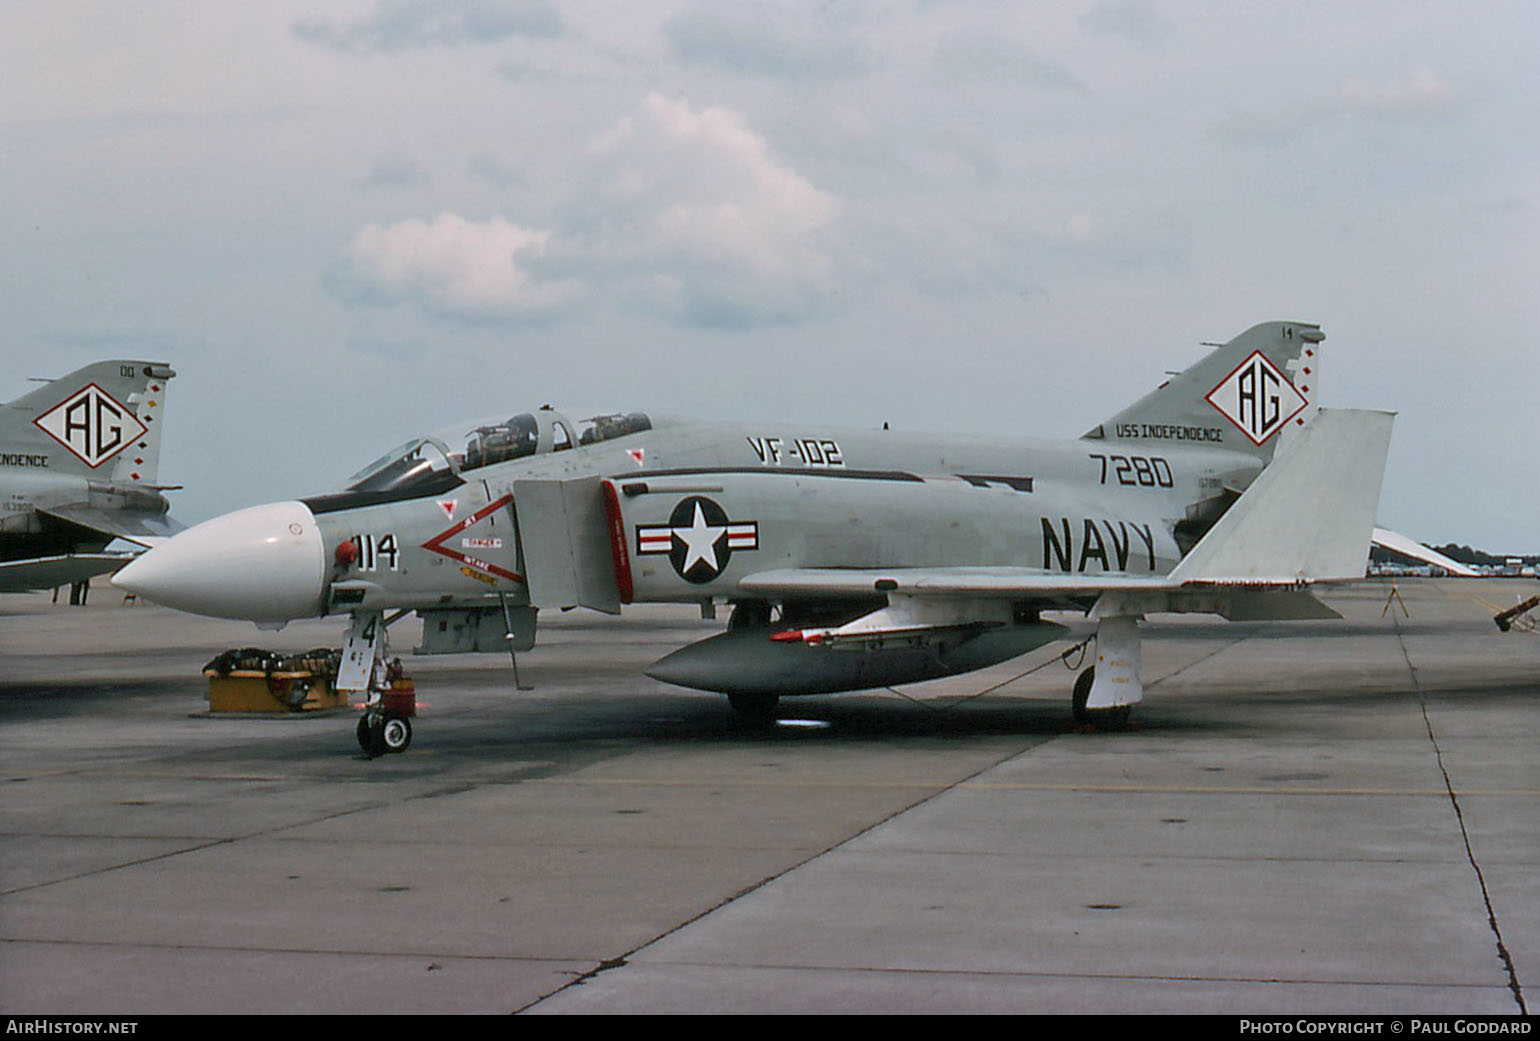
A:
726 523 757 549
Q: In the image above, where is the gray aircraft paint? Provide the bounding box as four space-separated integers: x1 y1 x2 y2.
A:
1 360 179 591
114 322 1392 707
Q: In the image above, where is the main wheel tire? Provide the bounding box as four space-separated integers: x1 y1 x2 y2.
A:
1090 705 1132 729
380 714 412 753
728 601 772 631
1071 667 1095 724
358 715 386 758
1072 668 1132 729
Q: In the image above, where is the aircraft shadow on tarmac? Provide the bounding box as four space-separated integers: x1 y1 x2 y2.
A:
4 636 1534 772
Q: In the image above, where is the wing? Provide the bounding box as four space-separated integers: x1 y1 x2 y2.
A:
0 553 136 593
742 567 1340 646
1370 527 1480 577
0 505 181 594
745 409 1394 645
38 504 184 547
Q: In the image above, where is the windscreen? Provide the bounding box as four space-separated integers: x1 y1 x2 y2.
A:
345 437 457 495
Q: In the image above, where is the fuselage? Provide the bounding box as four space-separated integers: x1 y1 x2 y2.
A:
115 409 1263 624
109 322 1352 710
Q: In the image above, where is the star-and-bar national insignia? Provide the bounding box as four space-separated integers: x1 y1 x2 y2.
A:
1205 350 1308 446
636 496 758 584
33 384 148 468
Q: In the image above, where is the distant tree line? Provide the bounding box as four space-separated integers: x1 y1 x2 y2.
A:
1420 544 1536 566
1373 542 1527 566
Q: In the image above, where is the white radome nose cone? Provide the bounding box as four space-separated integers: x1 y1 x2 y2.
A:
113 501 327 623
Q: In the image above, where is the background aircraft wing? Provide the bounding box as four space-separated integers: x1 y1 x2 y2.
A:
0 553 136 592
1370 527 1480 577
36 504 185 546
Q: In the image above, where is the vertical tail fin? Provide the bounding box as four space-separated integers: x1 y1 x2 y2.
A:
1084 321 1322 463
2 360 175 484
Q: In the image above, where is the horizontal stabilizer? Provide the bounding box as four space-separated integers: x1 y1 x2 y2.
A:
40 504 184 546
0 553 136 591
1169 409 1394 584
1212 588 1341 621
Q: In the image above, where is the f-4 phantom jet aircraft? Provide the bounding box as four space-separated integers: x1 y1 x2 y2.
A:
3 360 180 594
115 322 1393 750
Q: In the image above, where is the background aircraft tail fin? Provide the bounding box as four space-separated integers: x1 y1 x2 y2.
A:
2 360 175 484
1169 408 1394 584
1084 320 1322 463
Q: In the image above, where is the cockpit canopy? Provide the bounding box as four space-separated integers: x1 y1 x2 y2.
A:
341 409 653 497
344 436 460 496
576 411 652 446
464 414 539 470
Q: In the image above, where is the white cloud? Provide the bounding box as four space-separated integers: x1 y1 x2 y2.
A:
337 213 575 321
335 95 845 327
574 94 844 326
593 96 838 267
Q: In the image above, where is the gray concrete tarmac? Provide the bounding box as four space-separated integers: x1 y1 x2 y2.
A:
1 581 1535 1014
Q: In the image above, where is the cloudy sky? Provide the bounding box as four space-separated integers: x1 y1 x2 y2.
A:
3 1 1535 550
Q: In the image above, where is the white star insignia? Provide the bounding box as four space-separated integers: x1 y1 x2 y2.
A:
675 501 726 574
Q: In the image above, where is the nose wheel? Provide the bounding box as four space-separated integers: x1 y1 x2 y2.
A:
357 710 413 757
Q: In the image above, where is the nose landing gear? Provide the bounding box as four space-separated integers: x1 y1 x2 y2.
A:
340 611 418 758
357 706 413 757
357 666 416 758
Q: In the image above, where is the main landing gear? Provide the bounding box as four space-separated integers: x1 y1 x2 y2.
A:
723 603 781 727
1071 614 1143 730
